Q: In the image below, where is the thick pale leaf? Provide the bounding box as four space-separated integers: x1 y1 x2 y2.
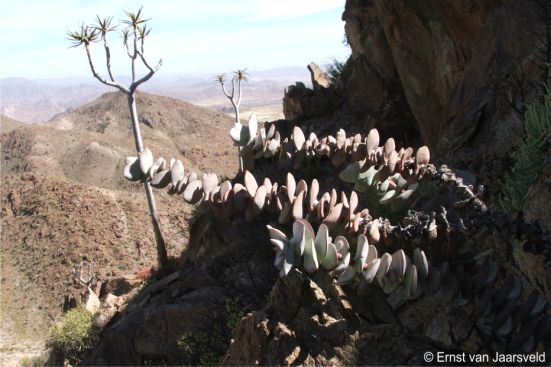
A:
292 192 304 219
381 272 400 294
176 175 188 194
335 252 351 272
286 173 296 203
329 189 337 210
291 220 305 258
171 159 185 186
321 243 338 270
395 189 415 202
349 191 358 221
220 180 232 203
413 249 429 280
247 113 258 144
183 179 203 204
376 253 392 282
366 245 378 263
230 122 243 143
267 123 276 139
337 266 357 284
323 203 343 230
339 161 362 183
404 264 418 298
383 138 395 159
150 169 171 188
336 129 346 149
253 126 265 150
139 148 154 175
299 219 318 273
390 249 407 278
253 186 267 211
308 179 319 212
274 251 284 269
266 135 280 157
334 236 350 255
202 173 218 197
358 165 377 186
354 234 369 272
187 171 198 184
314 223 330 263
280 241 295 277
296 179 308 197
267 225 288 242
293 126 306 150
151 157 165 175
369 219 380 243
387 150 398 173
244 171 258 197
352 214 362 232
124 157 143 181
363 258 381 283
366 129 380 154
416 146 430 166
317 192 330 219
270 239 286 252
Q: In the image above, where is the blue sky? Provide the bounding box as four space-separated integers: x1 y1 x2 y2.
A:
0 0 349 79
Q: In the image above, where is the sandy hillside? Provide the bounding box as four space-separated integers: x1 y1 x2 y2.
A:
0 92 238 364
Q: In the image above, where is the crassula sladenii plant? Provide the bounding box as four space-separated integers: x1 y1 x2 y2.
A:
68 8 168 269
215 69 258 173
123 84 549 353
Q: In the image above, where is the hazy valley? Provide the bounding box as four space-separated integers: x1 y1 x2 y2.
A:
0 67 311 124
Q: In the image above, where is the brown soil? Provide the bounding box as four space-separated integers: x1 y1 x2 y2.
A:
0 92 238 364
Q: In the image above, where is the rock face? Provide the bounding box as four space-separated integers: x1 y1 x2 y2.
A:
223 271 455 366
283 63 341 121
341 0 548 192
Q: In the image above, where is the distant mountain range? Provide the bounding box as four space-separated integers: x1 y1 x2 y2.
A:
0 67 311 123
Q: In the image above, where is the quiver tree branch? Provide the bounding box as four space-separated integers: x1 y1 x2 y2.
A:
215 69 249 172
68 8 168 270
84 42 129 93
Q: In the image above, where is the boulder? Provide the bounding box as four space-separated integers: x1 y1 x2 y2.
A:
307 62 331 90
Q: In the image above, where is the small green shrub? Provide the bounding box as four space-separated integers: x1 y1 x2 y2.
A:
18 354 47 367
177 331 222 366
498 85 551 212
48 307 98 364
174 298 244 366
325 58 347 83
225 297 245 337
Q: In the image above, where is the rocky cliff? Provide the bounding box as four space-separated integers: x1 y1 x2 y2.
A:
285 0 549 194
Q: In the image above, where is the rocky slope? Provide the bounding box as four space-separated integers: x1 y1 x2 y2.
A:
82 1 551 365
0 92 237 365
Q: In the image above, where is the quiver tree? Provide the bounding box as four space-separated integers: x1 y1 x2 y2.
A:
67 8 168 269
215 69 250 172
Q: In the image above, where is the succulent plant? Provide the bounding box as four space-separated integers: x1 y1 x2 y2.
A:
122 122 548 355
244 125 440 212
